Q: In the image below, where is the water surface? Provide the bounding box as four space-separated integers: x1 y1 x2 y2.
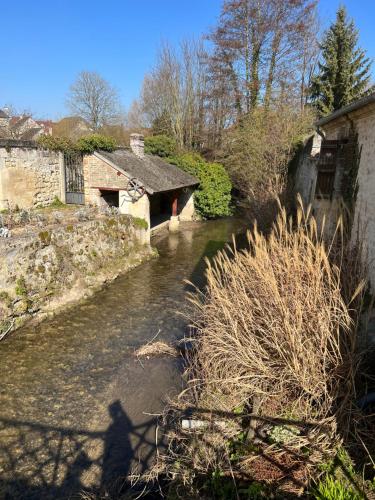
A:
0 218 246 498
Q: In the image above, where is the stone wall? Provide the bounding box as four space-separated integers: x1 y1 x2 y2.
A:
319 111 375 288
0 208 153 335
0 140 62 210
295 134 321 208
178 188 195 221
296 106 375 289
350 112 375 289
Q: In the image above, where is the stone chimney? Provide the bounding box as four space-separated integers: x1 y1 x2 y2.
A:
130 133 145 159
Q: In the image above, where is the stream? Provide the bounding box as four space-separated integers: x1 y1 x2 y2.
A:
0 218 247 499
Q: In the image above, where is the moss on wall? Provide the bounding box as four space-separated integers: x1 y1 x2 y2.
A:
0 212 153 336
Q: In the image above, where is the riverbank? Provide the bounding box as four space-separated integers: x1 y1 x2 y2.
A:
0 206 154 338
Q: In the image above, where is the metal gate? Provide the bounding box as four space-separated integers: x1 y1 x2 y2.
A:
64 152 84 204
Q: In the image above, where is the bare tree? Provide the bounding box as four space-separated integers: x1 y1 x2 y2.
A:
208 0 318 112
124 100 147 130
139 40 207 149
132 0 318 155
67 71 121 130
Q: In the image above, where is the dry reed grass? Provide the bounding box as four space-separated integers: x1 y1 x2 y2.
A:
152 199 367 496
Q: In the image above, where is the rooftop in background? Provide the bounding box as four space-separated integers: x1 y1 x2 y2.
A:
96 149 198 194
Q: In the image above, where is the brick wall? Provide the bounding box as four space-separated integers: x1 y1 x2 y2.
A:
83 154 129 205
0 141 62 210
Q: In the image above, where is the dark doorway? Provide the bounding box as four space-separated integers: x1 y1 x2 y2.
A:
100 190 119 208
150 192 172 228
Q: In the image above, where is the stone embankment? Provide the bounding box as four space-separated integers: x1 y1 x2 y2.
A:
0 206 153 336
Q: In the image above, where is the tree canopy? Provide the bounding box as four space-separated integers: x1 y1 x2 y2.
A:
67 71 121 130
310 6 372 115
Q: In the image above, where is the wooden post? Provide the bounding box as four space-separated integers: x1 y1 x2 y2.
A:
172 192 178 216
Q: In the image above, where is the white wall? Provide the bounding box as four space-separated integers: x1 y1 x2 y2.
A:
119 190 150 241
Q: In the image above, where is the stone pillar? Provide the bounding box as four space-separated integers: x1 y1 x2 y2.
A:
179 189 195 221
169 191 179 232
130 133 145 159
119 189 151 242
59 152 66 203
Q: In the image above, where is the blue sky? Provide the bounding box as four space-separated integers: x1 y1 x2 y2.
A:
1 0 374 120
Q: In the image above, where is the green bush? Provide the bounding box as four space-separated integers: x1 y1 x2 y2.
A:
169 153 232 219
76 134 116 154
37 135 76 153
144 134 177 157
37 133 116 154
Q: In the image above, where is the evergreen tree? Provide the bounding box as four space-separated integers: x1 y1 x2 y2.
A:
310 6 372 115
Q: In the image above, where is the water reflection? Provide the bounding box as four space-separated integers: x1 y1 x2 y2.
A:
0 218 247 498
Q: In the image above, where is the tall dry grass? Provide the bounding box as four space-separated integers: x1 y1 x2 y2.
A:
153 200 367 496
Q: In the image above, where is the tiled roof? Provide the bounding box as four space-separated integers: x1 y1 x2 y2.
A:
96 149 199 194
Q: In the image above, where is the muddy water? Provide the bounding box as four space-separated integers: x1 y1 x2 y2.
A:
0 218 246 499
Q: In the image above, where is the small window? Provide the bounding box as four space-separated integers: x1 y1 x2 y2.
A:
315 171 335 199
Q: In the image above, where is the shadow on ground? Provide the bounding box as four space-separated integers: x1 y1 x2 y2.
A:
0 400 159 499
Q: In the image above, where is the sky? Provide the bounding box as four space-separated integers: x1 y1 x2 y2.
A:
1 0 374 120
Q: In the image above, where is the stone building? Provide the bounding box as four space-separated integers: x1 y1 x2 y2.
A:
0 134 198 234
82 134 198 232
295 92 375 287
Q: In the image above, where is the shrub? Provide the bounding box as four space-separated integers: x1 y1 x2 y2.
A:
37 135 76 153
131 217 148 230
75 134 116 154
144 134 177 157
169 153 232 219
191 204 358 420
37 133 116 154
49 196 65 208
221 107 314 197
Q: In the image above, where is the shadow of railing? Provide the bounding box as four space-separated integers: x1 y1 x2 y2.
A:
0 400 157 499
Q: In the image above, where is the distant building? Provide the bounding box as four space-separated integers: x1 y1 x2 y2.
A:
0 109 53 140
0 109 9 129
